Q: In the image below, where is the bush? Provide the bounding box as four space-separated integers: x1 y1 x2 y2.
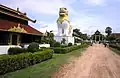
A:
40 47 47 50
8 47 27 55
109 44 120 50
54 44 88 54
74 43 77 45
61 45 68 48
27 42 39 52
54 42 61 47
68 43 72 46
0 49 53 75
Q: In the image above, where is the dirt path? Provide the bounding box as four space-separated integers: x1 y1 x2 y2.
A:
52 44 120 78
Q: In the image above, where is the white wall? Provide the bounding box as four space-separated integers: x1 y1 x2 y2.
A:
0 44 50 54
76 43 81 45
0 45 21 54
24 44 50 49
55 36 75 44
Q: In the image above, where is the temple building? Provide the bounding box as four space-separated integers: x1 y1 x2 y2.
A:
0 4 43 45
91 30 104 41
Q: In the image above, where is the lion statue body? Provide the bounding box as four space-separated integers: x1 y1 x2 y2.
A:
55 7 74 44
57 7 73 36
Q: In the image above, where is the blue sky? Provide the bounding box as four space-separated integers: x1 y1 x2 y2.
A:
1 0 120 35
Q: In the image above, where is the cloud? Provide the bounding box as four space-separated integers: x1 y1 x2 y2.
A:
84 0 106 5
1 0 79 34
2 0 77 15
70 14 108 35
1 0 116 35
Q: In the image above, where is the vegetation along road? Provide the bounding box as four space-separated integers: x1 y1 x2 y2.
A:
53 44 120 78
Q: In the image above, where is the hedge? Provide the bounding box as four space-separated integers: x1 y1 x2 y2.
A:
68 43 72 46
8 47 27 55
54 43 88 54
0 49 53 75
109 44 120 50
27 42 39 52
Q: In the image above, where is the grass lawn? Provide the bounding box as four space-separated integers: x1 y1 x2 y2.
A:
109 47 120 55
0 47 87 78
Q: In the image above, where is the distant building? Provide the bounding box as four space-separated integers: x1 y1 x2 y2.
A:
91 30 104 41
0 4 43 45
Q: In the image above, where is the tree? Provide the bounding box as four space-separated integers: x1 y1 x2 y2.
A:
41 30 55 47
105 27 112 36
61 38 66 44
73 28 81 37
105 36 116 41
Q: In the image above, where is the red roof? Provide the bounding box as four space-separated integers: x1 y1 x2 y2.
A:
111 33 120 38
0 19 43 35
0 4 36 23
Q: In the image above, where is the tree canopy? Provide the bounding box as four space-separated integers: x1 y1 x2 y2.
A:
105 27 112 36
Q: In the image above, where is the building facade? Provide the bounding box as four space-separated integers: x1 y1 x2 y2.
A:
0 4 43 45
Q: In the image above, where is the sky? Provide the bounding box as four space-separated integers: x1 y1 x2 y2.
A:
1 0 120 35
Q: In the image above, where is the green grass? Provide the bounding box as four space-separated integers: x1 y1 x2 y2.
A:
109 47 120 55
0 47 87 78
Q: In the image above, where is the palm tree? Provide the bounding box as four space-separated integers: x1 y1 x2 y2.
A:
105 27 112 36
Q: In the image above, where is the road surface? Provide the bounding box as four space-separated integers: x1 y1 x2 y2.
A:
53 44 120 78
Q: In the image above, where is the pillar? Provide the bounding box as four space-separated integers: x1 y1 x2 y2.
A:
99 35 100 41
17 35 20 45
95 35 96 42
9 34 12 45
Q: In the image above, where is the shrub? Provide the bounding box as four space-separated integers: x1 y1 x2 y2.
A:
54 42 61 47
109 44 120 50
74 43 77 45
40 47 47 50
54 44 88 54
68 43 72 46
27 42 39 52
8 47 27 55
61 45 68 48
49 40 56 47
53 47 66 54
61 38 66 44
0 49 53 75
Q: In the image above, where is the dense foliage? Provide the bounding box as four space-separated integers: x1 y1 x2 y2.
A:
61 38 66 44
54 42 61 47
61 45 68 48
41 31 55 47
8 47 27 55
27 42 39 52
73 28 88 41
105 27 112 36
109 44 120 51
54 43 88 54
0 49 53 75
68 43 72 46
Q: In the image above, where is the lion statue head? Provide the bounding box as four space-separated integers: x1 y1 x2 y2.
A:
57 7 69 24
59 7 68 16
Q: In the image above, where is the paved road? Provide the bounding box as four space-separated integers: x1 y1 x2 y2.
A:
53 44 120 78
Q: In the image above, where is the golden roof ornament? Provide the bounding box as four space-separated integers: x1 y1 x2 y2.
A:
8 23 27 33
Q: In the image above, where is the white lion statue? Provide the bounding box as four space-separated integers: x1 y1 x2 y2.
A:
57 7 73 37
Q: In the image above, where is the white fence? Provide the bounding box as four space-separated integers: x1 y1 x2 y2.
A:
0 44 50 54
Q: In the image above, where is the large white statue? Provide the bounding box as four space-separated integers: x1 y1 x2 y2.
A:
55 7 74 44
57 7 73 36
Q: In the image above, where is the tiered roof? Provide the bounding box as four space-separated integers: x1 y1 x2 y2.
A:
0 19 42 35
0 4 36 23
0 4 42 35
